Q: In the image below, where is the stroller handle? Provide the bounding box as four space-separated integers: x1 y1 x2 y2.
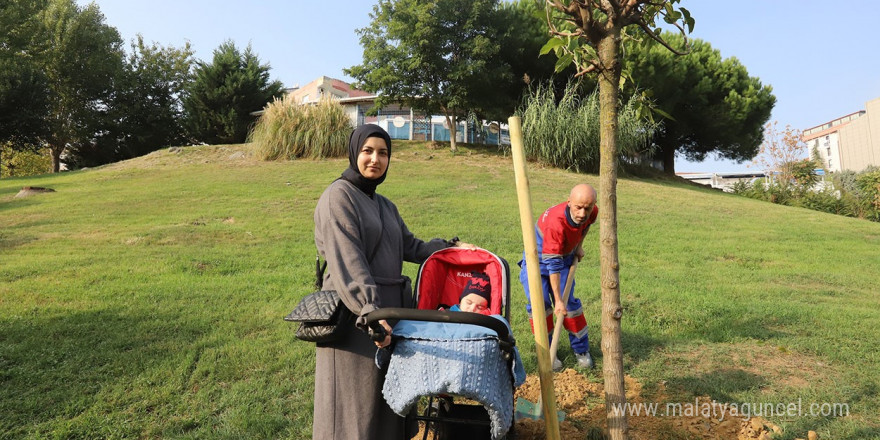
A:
364 308 516 357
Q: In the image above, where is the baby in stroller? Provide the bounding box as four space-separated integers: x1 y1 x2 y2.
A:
449 271 491 314
367 247 525 440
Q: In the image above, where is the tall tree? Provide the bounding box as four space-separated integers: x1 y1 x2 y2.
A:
0 0 49 152
624 33 775 173
38 0 124 172
66 36 195 167
183 41 283 145
116 36 194 159
0 57 48 147
479 0 581 121
541 2 693 438
345 0 508 152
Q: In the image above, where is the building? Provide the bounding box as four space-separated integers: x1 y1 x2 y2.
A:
802 97 880 172
676 171 767 192
283 76 509 146
288 76 375 105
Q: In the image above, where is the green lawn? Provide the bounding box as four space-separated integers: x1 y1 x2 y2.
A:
1 142 878 439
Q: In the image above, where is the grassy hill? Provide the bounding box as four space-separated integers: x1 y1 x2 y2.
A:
2 142 878 439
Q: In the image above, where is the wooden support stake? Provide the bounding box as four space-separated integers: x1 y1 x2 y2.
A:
508 116 561 440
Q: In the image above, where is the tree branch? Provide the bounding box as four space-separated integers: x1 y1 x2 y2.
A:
549 28 586 38
635 20 689 55
545 0 568 14
574 62 598 77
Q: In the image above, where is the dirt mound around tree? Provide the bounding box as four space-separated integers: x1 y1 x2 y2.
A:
512 369 794 440
14 186 55 198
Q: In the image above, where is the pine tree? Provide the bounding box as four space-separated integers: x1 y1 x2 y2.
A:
183 41 283 145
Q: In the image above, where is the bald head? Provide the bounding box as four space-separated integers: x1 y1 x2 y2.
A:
567 184 596 224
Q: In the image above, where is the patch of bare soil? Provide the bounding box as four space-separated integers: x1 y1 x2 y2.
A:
14 186 55 198
511 369 817 440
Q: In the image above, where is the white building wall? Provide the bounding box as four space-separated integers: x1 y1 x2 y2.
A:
811 132 842 173
344 105 359 128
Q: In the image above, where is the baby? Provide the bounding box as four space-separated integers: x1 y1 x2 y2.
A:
451 271 492 314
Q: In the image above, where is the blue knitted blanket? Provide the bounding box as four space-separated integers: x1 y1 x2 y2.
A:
381 319 525 440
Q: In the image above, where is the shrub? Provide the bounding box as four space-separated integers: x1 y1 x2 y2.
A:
732 178 799 206
735 165 880 222
765 181 796 205
516 80 657 173
1 145 52 177
249 95 352 160
855 169 880 221
798 187 846 216
784 158 820 188
834 170 863 198
731 179 768 201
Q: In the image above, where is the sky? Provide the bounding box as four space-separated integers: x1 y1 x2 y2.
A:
76 0 880 173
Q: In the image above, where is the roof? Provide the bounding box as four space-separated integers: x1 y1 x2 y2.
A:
327 78 372 98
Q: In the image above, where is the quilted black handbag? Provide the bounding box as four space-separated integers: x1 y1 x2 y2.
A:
284 290 351 343
286 202 385 343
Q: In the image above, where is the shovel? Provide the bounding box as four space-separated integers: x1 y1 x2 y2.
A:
550 260 578 367
515 396 566 422
514 261 578 421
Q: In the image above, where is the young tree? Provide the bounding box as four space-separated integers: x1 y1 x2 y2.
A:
183 41 283 145
541 2 693 438
624 33 775 174
345 0 509 152
750 121 810 184
38 0 124 172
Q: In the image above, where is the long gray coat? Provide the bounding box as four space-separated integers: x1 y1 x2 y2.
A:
312 179 448 440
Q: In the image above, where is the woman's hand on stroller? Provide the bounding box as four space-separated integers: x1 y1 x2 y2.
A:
448 236 478 250
370 319 393 348
454 241 478 250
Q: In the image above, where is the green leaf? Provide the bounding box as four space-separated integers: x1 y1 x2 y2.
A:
540 38 564 56
652 107 675 121
680 7 694 31
554 53 573 73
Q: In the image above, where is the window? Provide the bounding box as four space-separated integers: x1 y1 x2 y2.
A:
827 147 831 156
301 94 310 104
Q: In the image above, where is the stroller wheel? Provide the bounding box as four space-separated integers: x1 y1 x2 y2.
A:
422 396 454 440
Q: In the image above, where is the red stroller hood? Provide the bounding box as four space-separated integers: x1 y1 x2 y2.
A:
414 247 509 317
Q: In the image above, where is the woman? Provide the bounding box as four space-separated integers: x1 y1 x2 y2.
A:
312 124 470 439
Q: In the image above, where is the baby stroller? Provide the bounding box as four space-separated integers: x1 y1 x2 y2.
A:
366 247 524 440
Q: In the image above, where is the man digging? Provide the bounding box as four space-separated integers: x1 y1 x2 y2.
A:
518 183 598 370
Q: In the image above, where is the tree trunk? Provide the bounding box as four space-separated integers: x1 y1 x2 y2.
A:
660 141 676 175
597 28 629 440
50 144 63 173
444 112 457 153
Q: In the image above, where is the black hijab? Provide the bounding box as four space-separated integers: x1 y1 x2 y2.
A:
340 124 392 198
